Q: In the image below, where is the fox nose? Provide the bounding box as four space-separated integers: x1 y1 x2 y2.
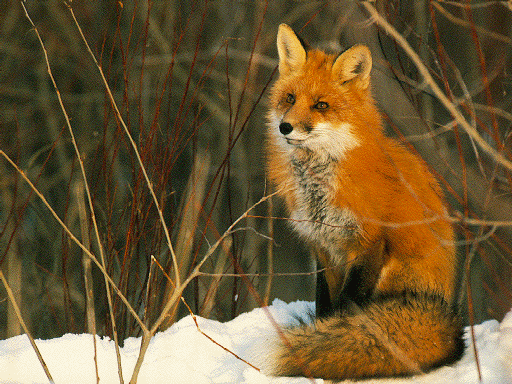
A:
279 122 293 135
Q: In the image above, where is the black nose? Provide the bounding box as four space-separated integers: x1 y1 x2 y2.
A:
279 122 293 135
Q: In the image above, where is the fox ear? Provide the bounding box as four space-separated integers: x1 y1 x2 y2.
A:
277 24 307 76
332 45 372 89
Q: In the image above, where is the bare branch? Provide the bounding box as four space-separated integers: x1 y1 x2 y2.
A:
362 2 512 172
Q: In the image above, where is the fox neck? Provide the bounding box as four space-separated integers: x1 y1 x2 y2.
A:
288 147 358 265
290 147 337 206
289 144 336 169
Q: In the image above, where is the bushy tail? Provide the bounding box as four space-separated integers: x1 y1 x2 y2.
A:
267 292 464 381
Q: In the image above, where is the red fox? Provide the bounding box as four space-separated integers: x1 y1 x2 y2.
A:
263 24 464 380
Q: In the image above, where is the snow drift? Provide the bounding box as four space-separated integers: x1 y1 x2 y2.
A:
1 299 511 384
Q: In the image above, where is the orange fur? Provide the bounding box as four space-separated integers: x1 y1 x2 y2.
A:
263 24 463 380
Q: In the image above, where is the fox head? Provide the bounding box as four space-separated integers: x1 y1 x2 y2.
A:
269 24 379 161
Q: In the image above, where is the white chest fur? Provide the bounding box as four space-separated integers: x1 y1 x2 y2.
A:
288 150 358 264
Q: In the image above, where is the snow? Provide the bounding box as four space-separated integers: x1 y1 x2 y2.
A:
1 300 511 384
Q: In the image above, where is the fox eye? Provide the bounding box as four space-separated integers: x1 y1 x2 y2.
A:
314 101 329 110
285 94 296 104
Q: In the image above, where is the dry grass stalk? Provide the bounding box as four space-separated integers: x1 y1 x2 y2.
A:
6 243 22 338
161 149 211 328
201 236 231 318
75 180 99 384
0 270 54 383
1 172 23 338
143 256 158 329
263 195 274 306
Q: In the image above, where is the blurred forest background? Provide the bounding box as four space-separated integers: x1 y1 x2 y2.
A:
1 0 511 345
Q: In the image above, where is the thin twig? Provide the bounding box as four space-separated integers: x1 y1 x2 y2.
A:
143 256 158 328
249 213 512 228
201 237 231 317
449 215 512 227
188 297 261 372
151 255 261 371
0 270 54 383
198 268 328 278
450 225 498 246
162 149 211 327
